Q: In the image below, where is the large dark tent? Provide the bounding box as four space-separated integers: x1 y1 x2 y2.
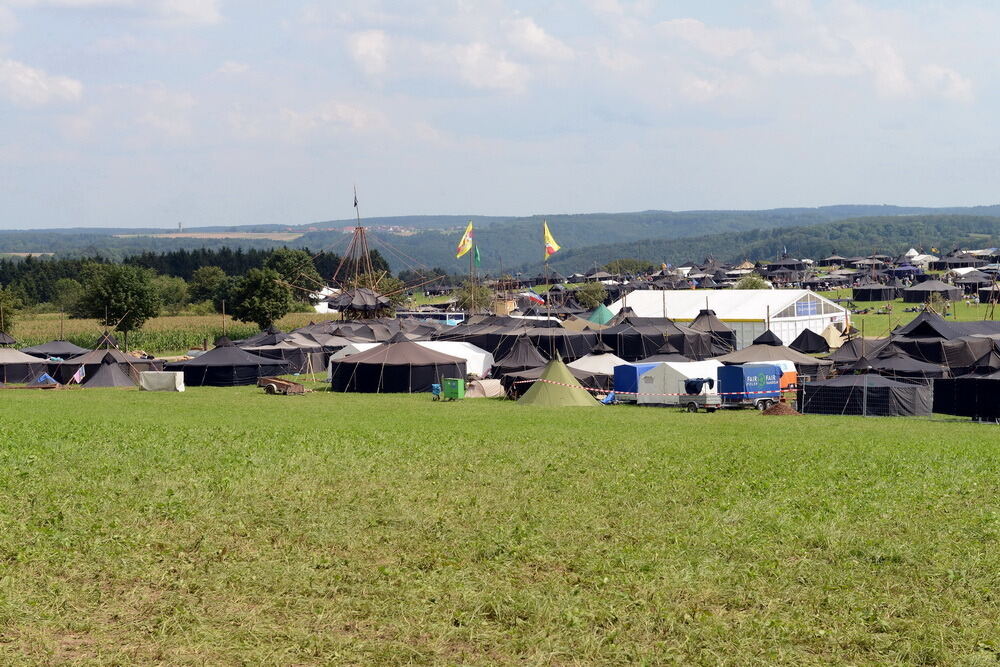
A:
689 309 736 354
527 329 598 362
902 280 962 303
329 334 466 393
21 340 89 359
82 359 137 388
51 348 162 384
789 328 830 354
599 317 712 361
493 335 548 374
0 348 47 383
714 332 833 379
825 337 891 366
852 281 897 301
933 377 1000 420
850 351 947 382
638 341 691 363
165 340 290 386
800 374 932 417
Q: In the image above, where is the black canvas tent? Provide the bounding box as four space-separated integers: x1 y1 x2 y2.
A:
801 374 932 416
165 341 290 386
637 341 691 363
0 348 47 383
0 332 16 346
82 359 137 388
852 281 897 301
789 328 830 354
329 336 466 393
933 377 1000 420
493 335 548 374
689 309 737 354
21 340 89 359
902 280 962 303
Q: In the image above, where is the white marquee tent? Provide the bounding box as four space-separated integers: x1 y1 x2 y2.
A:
608 289 848 349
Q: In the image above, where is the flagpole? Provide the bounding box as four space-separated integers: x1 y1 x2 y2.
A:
469 244 475 314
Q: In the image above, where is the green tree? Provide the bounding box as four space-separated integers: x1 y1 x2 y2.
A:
453 281 493 311
735 273 771 290
603 258 655 274
51 278 83 313
152 275 189 315
264 248 323 303
575 281 608 309
229 268 294 330
189 266 227 303
0 285 22 334
72 263 161 349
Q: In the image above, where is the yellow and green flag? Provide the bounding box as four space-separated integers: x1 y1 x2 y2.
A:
455 221 474 258
543 221 560 259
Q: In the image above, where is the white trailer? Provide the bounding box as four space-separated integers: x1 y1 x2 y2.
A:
636 360 724 411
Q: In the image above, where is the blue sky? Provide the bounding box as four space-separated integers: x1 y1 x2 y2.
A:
0 0 998 228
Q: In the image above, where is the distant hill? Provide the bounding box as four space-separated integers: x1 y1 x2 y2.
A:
3 205 1000 273
537 214 1000 273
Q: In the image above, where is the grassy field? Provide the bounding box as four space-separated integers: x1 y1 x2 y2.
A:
12 312 332 355
817 289 995 337
1 389 998 663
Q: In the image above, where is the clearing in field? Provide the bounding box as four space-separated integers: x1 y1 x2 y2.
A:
0 389 997 664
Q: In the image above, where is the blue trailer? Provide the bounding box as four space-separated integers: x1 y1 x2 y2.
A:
613 362 662 402
717 364 782 411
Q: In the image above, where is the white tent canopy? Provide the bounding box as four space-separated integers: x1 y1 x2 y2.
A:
328 341 493 378
608 289 848 349
567 351 628 375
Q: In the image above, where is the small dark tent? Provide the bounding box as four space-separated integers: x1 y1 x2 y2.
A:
789 328 830 354
0 332 16 346
801 374 933 416
83 359 137 388
852 281 897 301
751 330 784 346
165 340 290 386
689 309 737 353
20 340 89 359
329 333 466 393
638 341 691 363
850 352 947 382
326 288 392 315
902 280 962 303
94 330 121 349
825 337 890 366
493 335 549 374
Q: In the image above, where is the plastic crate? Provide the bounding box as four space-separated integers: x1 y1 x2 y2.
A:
442 377 465 400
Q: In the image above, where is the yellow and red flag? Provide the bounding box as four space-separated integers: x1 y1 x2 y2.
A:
543 221 560 259
455 221 474 258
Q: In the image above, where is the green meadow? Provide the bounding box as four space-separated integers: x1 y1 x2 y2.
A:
1 389 998 664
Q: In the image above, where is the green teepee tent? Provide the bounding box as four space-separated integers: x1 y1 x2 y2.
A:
517 356 601 407
588 303 614 325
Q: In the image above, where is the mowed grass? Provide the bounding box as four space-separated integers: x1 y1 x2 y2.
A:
1 391 999 664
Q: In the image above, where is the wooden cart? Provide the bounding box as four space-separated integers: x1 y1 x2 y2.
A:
257 377 305 395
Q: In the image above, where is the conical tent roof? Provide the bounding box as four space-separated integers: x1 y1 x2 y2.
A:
327 288 391 312
588 304 614 325
789 328 830 354
20 340 90 358
338 338 465 366
170 340 285 367
715 343 834 369
494 335 548 372
83 360 137 388
0 332 16 346
94 330 120 349
518 357 601 407
752 330 784 346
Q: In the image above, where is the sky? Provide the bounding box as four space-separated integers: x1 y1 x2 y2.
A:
0 0 999 229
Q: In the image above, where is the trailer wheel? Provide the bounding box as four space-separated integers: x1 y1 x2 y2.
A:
264 384 277 395
686 402 699 413
756 399 771 411
706 408 717 413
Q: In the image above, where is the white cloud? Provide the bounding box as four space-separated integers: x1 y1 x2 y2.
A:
506 16 573 61
450 42 528 93
278 100 385 139
130 84 196 137
6 0 221 25
920 64 973 103
216 60 249 75
657 18 757 58
348 29 388 76
0 5 18 34
0 58 82 105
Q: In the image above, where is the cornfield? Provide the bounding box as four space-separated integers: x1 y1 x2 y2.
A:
12 312 331 354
